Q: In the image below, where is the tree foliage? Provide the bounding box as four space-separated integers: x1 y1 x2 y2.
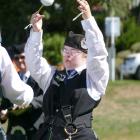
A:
0 0 40 46
0 0 100 46
131 42 140 53
0 0 139 64
103 0 132 18
43 33 65 65
116 16 140 52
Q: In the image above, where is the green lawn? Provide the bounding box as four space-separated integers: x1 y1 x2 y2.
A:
93 80 140 140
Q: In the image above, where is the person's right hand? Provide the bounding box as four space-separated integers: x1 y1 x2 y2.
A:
0 109 8 122
30 12 44 32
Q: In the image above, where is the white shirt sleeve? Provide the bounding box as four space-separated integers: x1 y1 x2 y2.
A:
81 17 109 101
0 46 33 106
24 30 55 93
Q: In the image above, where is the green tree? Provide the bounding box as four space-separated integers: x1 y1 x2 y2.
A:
0 0 138 64
0 0 40 46
0 0 95 46
43 33 65 65
104 0 132 17
116 13 140 52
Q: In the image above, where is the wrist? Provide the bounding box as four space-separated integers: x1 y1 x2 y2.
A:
32 27 42 32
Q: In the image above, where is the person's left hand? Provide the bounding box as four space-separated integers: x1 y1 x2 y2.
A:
30 11 44 32
77 0 92 20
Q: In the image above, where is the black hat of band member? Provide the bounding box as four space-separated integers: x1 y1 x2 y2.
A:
64 31 87 53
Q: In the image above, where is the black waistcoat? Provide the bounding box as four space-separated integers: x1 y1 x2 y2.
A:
43 69 100 126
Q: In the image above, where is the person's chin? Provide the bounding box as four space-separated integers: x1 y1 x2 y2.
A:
20 66 26 72
64 64 71 69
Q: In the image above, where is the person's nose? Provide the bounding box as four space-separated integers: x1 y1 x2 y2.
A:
18 58 24 62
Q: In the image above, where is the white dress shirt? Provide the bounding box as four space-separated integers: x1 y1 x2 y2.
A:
0 46 33 106
25 16 109 101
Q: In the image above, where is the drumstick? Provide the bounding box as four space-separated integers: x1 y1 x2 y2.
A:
24 5 44 30
72 12 83 21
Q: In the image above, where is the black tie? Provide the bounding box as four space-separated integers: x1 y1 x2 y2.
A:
66 69 78 79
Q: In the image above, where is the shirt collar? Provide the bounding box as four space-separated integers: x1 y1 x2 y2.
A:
66 64 86 75
24 71 30 79
75 64 86 74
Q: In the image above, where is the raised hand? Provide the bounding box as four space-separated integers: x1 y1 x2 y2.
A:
77 0 92 20
30 12 44 32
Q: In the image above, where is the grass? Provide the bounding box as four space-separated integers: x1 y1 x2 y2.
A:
93 80 140 140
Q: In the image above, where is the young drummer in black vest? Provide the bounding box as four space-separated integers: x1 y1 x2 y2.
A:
25 0 109 139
